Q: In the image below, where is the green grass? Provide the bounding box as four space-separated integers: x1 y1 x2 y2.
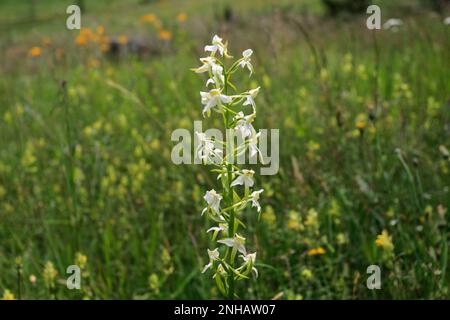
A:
0 0 449 299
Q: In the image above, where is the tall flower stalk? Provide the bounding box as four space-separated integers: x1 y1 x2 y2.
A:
192 35 263 299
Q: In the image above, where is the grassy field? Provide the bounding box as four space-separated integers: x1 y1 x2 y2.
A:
0 0 449 299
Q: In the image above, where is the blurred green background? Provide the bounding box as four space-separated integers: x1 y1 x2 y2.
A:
0 0 449 299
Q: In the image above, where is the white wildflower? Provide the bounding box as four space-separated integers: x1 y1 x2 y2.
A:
218 234 246 255
207 223 228 235
234 111 255 139
230 169 255 188
193 35 265 294
205 35 228 57
249 189 264 212
202 189 223 215
243 87 260 109
202 248 220 273
200 89 232 117
195 131 222 164
239 49 253 76
248 131 262 159
206 63 225 87
239 252 258 278
192 57 217 74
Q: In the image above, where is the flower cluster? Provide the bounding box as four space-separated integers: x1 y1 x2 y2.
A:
192 35 263 298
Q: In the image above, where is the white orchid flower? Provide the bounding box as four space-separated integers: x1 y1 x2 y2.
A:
249 189 264 212
239 49 254 76
192 57 225 86
218 234 246 255
230 169 255 188
383 18 403 31
206 63 225 87
193 36 265 290
195 131 214 159
202 248 220 273
207 223 228 235
192 57 216 73
239 252 258 278
202 189 223 215
205 35 228 57
248 131 262 159
200 89 232 117
242 252 256 264
234 111 256 139
243 87 260 109
195 131 223 164
207 223 228 241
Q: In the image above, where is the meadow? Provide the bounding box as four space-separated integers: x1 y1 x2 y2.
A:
0 0 449 300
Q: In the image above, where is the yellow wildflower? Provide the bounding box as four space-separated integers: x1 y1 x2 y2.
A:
28 46 41 57
304 208 319 229
150 139 160 151
148 273 160 295
3 111 12 123
287 210 302 231
1 289 15 300
307 140 320 154
319 68 328 82
158 29 172 41
375 230 394 252
75 35 88 46
336 233 347 245
355 113 367 131
356 64 367 80
96 25 105 35
43 261 58 286
262 205 276 226
87 58 100 69
75 252 88 269
117 114 128 128
80 28 92 37
100 38 110 52
83 125 93 137
74 167 85 184
342 53 352 73
42 37 52 46
301 268 313 280
15 104 24 116
152 19 163 29
140 13 157 24
21 142 37 169
118 35 128 45
307 247 326 256
176 12 187 23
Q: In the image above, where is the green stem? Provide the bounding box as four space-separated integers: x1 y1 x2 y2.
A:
16 263 22 300
227 210 235 299
223 68 236 300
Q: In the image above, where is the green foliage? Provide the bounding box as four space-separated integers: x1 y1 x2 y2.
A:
0 0 449 300
322 0 369 16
